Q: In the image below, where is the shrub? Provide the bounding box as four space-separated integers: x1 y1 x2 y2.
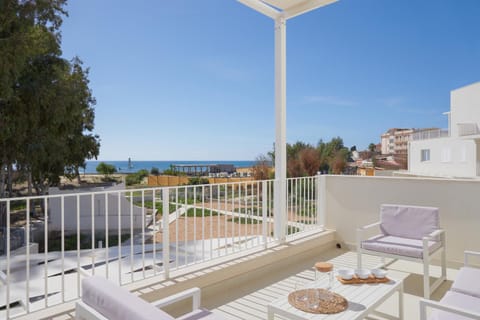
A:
125 169 149 186
96 162 117 175
187 177 209 185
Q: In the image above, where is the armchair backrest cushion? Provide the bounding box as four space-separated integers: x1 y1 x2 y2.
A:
380 204 439 240
82 276 174 320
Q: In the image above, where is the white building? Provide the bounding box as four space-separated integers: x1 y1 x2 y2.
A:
48 183 152 235
408 82 480 178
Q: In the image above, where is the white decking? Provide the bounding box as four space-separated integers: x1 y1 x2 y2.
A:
22 248 457 320
208 251 454 320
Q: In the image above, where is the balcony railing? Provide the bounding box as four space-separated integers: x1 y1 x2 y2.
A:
458 123 480 136
0 176 323 319
411 129 449 141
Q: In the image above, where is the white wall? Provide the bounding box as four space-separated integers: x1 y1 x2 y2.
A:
450 82 480 138
409 137 476 178
381 135 389 155
48 185 150 234
322 175 480 264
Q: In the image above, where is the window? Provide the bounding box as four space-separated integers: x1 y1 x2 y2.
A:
421 149 430 162
441 148 451 163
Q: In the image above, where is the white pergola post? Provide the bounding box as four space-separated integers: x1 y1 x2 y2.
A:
274 15 287 241
238 0 338 242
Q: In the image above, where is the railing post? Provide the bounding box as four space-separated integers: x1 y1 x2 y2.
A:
162 188 170 279
317 174 326 229
274 179 286 242
262 181 268 248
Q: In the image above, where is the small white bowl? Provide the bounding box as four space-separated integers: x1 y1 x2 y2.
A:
372 268 387 278
354 269 371 279
337 268 354 280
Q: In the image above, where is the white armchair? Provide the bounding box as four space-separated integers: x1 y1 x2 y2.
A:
357 204 446 299
76 276 224 320
420 251 480 320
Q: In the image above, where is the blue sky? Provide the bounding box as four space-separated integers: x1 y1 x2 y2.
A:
60 0 480 161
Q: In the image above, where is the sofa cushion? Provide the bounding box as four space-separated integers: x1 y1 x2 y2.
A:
361 235 441 259
451 267 480 298
380 204 439 240
82 276 174 320
430 291 480 320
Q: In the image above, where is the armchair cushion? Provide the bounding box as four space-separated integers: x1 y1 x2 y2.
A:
380 204 439 240
451 267 480 298
361 235 441 259
430 291 480 320
82 276 174 320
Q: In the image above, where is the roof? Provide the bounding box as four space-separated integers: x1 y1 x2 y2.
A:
238 0 338 20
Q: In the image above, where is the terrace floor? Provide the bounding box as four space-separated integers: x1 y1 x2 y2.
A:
18 233 456 320
207 250 455 320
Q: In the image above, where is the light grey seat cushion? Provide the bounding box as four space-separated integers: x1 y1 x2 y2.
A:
380 204 439 240
430 291 480 320
451 267 480 298
82 276 174 320
361 235 441 259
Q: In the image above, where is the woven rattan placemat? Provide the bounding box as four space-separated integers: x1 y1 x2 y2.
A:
287 289 348 314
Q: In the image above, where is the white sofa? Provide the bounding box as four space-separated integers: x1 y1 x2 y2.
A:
75 276 224 320
357 204 446 298
420 251 480 320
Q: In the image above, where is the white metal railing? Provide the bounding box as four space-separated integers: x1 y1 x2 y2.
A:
0 176 323 319
411 129 449 141
458 123 480 137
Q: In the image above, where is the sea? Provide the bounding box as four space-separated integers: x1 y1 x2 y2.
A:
83 160 256 174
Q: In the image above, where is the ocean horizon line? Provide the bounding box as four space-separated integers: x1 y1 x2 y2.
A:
83 160 257 174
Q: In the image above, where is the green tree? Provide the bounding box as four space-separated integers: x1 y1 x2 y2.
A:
285 141 320 177
96 162 117 177
252 154 272 180
150 167 160 175
316 137 350 174
0 1 99 197
1 0 68 199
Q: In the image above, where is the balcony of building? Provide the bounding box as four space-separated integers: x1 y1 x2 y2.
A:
411 129 450 141
1 174 478 320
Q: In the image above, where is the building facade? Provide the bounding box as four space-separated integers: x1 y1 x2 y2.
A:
381 128 414 155
408 82 480 178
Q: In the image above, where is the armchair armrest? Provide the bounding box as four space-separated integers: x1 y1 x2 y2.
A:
152 287 201 311
358 221 381 231
465 251 480 267
357 221 380 244
422 228 445 241
357 221 381 263
420 298 480 320
422 229 445 250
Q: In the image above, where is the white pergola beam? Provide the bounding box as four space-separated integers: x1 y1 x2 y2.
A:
284 0 338 19
237 0 280 19
274 16 287 241
236 0 338 242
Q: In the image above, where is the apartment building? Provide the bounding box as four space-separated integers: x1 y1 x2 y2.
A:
381 128 413 155
408 81 480 178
